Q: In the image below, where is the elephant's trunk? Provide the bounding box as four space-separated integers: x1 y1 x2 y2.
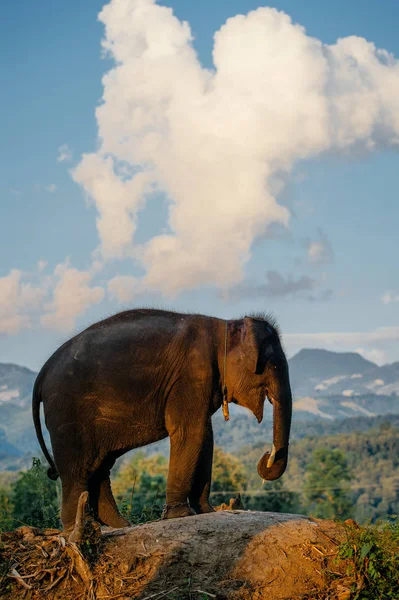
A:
257 386 292 481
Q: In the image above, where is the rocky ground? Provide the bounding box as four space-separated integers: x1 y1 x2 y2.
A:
0 506 354 600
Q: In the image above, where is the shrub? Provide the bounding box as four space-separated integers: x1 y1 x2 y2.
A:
11 458 60 529
336 519 399 599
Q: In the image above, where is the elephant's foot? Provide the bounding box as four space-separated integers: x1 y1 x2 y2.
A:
162 502 196 519
191 502 216 514
101 513 131 529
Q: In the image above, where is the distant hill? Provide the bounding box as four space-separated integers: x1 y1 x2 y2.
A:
0 363 42 470
288 348 399 419
0 429 22 460
289 348 376 383
0 349 398 470
0 363 36 408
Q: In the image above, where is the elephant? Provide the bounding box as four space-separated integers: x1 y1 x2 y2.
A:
32 308 292 530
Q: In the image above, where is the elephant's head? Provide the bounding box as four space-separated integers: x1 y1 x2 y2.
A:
225 315 292 481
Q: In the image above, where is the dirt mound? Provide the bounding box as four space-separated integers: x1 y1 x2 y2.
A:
0 511 346 600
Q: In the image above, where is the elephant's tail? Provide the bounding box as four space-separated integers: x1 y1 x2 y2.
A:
32 374 59 481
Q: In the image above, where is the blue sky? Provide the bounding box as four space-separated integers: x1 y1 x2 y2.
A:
1 0 399 370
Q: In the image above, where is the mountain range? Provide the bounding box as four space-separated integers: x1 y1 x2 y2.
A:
0 349 398 471
289 349 399 420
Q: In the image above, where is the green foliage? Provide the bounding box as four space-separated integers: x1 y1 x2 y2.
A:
1 418 398 531
303 447 353 519
121 472 167 523
0 458 60 531
264 422 399 523
336 520 399 599
114 446 297 520
210 446 248 505
236 443 304 514
11 458 60 529
243 478 301 514
114 453 168 522
115 447 254 519
213 412 399 455
0 488 13 532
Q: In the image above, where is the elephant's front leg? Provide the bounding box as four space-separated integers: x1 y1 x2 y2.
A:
189 418 215 514
164 425 208 519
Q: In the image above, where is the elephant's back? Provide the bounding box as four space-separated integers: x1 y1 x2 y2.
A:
37 309 201 408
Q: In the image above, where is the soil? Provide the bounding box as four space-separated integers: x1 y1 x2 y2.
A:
0 511 348 600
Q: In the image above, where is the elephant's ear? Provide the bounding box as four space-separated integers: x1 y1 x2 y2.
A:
240 317 274 374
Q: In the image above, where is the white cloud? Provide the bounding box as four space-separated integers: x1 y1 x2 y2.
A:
41 261 104 332
228 270 318 300
73 154 154 260
107 275 137 303
381 291 399 304
57 144 73 163
355 348 388 365
71 0 399 297
0 269 46 334
0 261 105 336
37 260 48 272
308 242 325 262
5 2 399 337
45 184 57 193
306 231 334 265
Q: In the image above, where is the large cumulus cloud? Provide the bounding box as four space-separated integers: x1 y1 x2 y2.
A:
72 0 399 297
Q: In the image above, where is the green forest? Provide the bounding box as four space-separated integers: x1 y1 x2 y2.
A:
0 418 398 531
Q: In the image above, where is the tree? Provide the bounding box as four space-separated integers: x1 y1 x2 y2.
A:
113 453 168 521
130 472 167 522
11 458 60 529
244 478 300 514
113 447 249 517
210 446 248 506
303 447 353 520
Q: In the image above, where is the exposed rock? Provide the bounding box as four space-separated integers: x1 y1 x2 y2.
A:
1 511 346 599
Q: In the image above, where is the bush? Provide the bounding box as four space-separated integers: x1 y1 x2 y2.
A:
243 478 301 514
11 458 60 529
0 489 13 532
114 452 168 522
119 471 167 523
335 519 399 599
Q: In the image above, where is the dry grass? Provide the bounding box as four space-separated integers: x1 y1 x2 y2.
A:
0 524 99 600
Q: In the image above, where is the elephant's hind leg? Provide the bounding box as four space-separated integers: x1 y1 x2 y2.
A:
97 476 130 528
89 459 130 528
61 479 89 532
